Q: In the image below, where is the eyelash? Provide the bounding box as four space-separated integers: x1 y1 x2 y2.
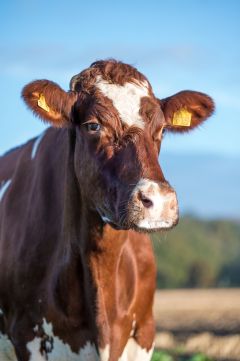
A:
83 122 101 133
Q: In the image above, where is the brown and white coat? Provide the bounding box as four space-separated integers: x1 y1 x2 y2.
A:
0 60 214 361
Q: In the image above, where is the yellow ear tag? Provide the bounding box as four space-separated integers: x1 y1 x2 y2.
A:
172 108 192 127
37 94 50 113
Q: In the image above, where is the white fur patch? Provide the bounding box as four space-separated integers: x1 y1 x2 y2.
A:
99 344 110 361
96 207 113 225
27 319 99 361
129 320 136 338
0 179 11 202
137 219 173 229
31 131 46 159
95 76 149 129
27 337 45 361
0 332 18 361
101 216 112 224
118 339 154 361
0 317 153 361
132 178 177 230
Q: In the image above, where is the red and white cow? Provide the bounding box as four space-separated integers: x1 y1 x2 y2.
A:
0 59 214 361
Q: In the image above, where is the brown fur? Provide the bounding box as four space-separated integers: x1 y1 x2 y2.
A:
22 80 78 127
0 59 214 361
160 90 215 132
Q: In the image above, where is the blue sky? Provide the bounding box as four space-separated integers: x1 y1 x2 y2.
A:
1 0 240 157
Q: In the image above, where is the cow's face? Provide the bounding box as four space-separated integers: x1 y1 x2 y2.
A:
22 60 214 233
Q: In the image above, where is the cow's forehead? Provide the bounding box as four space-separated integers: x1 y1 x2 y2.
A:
95 76 150 129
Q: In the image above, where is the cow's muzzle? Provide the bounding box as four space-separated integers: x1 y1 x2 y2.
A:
97 178 179 233
128 178 179 233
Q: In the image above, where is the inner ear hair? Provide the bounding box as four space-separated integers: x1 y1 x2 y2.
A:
32 92 61 121
159 90 215 132
22 80 78 127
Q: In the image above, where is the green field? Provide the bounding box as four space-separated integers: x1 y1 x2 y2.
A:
152 351 212 361
152 216 240 289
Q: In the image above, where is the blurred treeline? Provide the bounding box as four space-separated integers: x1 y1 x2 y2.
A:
152 216 240 288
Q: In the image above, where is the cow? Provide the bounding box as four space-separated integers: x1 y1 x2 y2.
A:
0 59 214 361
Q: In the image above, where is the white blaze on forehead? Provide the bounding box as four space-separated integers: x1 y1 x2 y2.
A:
27 318 99 361
118 339 154 361
0 180 12 202
95 75 149 129
31 131 46 159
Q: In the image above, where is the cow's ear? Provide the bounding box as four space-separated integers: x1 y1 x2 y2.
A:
22 80 78 127
159 91 215 133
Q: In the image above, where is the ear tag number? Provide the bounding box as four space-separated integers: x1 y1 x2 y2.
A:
38 94 50 113
172 108 192 127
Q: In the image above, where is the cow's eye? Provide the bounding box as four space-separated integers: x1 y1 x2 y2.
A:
84 123 101 132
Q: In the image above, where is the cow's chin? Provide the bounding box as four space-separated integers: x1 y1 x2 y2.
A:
97 207 179 233
100 215 178 234
131 218 179 233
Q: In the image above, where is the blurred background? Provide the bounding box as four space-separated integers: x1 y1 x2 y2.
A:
1 1 240 360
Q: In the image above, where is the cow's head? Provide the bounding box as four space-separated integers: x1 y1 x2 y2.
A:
22 60 214 233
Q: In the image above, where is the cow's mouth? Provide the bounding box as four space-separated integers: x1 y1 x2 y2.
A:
97 208 178 233
131 218 179 233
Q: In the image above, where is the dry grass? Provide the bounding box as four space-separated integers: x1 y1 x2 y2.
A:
153 289 240 360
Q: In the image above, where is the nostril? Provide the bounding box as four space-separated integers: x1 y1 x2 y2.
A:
138 191 153 209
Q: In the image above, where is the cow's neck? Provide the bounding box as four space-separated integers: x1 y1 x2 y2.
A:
53 129 130 346
61 197 129 349
85 220 130 348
